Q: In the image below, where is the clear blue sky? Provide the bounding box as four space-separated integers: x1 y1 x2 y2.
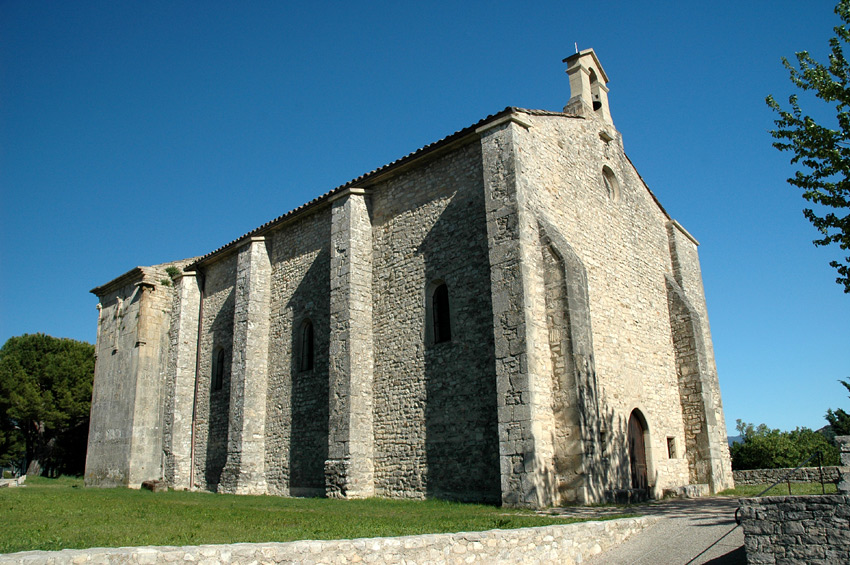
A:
1 1 848 436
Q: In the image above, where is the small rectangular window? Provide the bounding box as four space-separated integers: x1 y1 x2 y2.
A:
667 437 676 459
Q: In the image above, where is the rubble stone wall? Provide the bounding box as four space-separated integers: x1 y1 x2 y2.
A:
265 208 332 497
370 140 500 502
733 467 842 485
739 495 850 564
193 254 238 491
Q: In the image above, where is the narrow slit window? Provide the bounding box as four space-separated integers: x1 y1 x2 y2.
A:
432 283 451 343
300 320 314 372
212 347 225 391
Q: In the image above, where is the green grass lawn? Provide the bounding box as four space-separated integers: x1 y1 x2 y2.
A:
718 481 839 497
0 476 611 555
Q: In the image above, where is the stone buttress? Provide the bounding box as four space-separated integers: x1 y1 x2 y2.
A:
665 222 734 492
325 188 376 498
219 237 272 494
165 271 200 490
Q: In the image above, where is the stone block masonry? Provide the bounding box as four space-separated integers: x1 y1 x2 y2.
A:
739 495 850 564
326 188 376 498
369 138 499 503
0 516 658 564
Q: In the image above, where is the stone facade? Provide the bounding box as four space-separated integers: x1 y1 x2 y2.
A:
85 49 734 507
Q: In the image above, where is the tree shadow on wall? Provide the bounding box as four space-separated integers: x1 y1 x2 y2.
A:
590 403 631 502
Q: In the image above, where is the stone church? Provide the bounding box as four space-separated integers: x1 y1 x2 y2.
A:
85 49 734 507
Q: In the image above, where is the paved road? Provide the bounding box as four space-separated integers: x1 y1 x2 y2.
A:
547 497 745 564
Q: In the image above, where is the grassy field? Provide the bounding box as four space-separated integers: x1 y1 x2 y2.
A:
0 476 610 555
718 481 839 497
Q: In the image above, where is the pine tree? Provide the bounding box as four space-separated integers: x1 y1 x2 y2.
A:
0 334 94 476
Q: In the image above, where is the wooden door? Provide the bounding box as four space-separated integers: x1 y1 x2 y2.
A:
628 411 648 490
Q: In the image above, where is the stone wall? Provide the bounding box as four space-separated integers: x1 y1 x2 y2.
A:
733 467 842 486
507 109 702 497
738 495 850 564
86 275 148 487
370 140 499 503
738 437 850 564
265 208 332 497
86 263 183 488
0 516 657 565
193 254 237 491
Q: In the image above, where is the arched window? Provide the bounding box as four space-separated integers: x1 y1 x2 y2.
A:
299 319 314 372
430 282 451 344
212 347 225 391
588 68 602 111
602 165 620 201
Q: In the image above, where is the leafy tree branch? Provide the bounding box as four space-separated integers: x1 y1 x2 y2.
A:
767 0 850 293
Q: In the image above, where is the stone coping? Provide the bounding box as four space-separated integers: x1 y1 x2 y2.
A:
732 466 842 485
0 516 658 565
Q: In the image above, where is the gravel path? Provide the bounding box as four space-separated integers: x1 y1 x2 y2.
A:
544 497 745 564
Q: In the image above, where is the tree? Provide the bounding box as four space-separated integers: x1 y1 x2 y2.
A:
0 334 95 476
730 420 839 470
766 0 850 293
826 379 850 436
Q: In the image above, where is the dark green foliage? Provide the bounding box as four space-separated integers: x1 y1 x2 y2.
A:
730 420 839 470
766 0 850 293
165 266 181 280
825 379 850 436
0 334 95 476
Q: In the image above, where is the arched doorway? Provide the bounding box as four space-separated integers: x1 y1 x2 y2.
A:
628 410 648 490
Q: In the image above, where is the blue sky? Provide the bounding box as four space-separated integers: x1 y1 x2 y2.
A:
1 1 848 436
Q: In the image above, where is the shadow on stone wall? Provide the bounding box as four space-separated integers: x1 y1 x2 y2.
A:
420 190 501 504
204 290 234 491
287 249 330 496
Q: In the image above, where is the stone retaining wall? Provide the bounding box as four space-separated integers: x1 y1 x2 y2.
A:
0 516 657 565
738 494 850 564
733 467 841 485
